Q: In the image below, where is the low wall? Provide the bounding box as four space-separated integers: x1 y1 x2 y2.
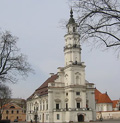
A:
96 111 120 120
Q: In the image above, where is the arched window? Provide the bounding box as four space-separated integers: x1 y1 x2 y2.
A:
40 101 42 110
46 103 48 110
10 106 15 108
76 76 80 85
65 74 68 86
43 101 45 110
73 27 76 32
75 72 81 85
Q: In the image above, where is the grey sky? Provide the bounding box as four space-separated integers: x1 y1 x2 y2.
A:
0 0 120 100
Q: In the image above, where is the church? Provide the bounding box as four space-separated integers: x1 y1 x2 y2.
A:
26 9 96 123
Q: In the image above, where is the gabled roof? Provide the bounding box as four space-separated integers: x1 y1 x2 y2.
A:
1 103 22 110
97 93 112 103
95 89 102 101
112 100 119 108
95 89 112 104
36 74 58 90
27 74 58 100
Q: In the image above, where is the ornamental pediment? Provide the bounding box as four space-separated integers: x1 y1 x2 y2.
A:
54 99 61 102
75 97 82 101
32 93 39 99
65 98 69 102
75 72 81 75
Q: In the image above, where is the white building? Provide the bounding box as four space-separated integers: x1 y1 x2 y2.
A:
95 89 113 112
26 9 96 123
95 89 120 120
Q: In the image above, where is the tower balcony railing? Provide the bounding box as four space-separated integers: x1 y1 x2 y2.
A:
64 44 81 50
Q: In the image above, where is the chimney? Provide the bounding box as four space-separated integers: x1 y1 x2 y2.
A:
50 73 54 77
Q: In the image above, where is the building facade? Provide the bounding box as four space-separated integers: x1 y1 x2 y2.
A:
1 103 26 122
95 89 120 120
26 9 96 123
95 89 113 112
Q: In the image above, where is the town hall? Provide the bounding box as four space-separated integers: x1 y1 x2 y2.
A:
26 9 96 123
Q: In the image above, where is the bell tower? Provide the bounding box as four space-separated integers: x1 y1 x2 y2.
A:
64 9 81 66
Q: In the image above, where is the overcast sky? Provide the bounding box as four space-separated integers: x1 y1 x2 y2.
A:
0 0 120 100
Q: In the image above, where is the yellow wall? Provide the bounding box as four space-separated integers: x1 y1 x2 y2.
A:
2 109 26 121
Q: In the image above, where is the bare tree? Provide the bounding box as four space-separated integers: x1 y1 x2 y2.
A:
0 84 11 120
0 31 32 83
70 0 120 53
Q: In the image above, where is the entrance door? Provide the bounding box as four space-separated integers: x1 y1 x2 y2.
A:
78 114 84 122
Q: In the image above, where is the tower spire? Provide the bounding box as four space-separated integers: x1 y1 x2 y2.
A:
67 8 75 25
70 8 73 18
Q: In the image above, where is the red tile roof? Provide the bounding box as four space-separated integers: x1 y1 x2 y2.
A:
27 74 58 100
112 100 119 108
95 89 112 104
97 93 112 103
95 89 102 101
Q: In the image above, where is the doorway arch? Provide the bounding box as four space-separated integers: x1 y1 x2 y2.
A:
78 114 84 122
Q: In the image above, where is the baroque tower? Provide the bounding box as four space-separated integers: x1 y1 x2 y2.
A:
63 9 86 87
26 9 96 123
64 9 81 66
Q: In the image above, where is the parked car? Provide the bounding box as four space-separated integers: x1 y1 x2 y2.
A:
14 119 18 122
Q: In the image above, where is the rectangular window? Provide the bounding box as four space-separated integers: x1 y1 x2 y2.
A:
6 110 9 114
57 114 60 120
40 115 41 120
66 103 68 110
46 114 49 120
43 104 45 110
46 104 48 110
77 102 80 108
76 92 80 95
56 104 59 109
40 104 42 110
17 110 19 114
73 27 76 32
11 110 14 114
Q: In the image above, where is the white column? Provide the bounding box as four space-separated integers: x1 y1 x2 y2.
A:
82 91 86 108
69 90 74 108
48 90 53 122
